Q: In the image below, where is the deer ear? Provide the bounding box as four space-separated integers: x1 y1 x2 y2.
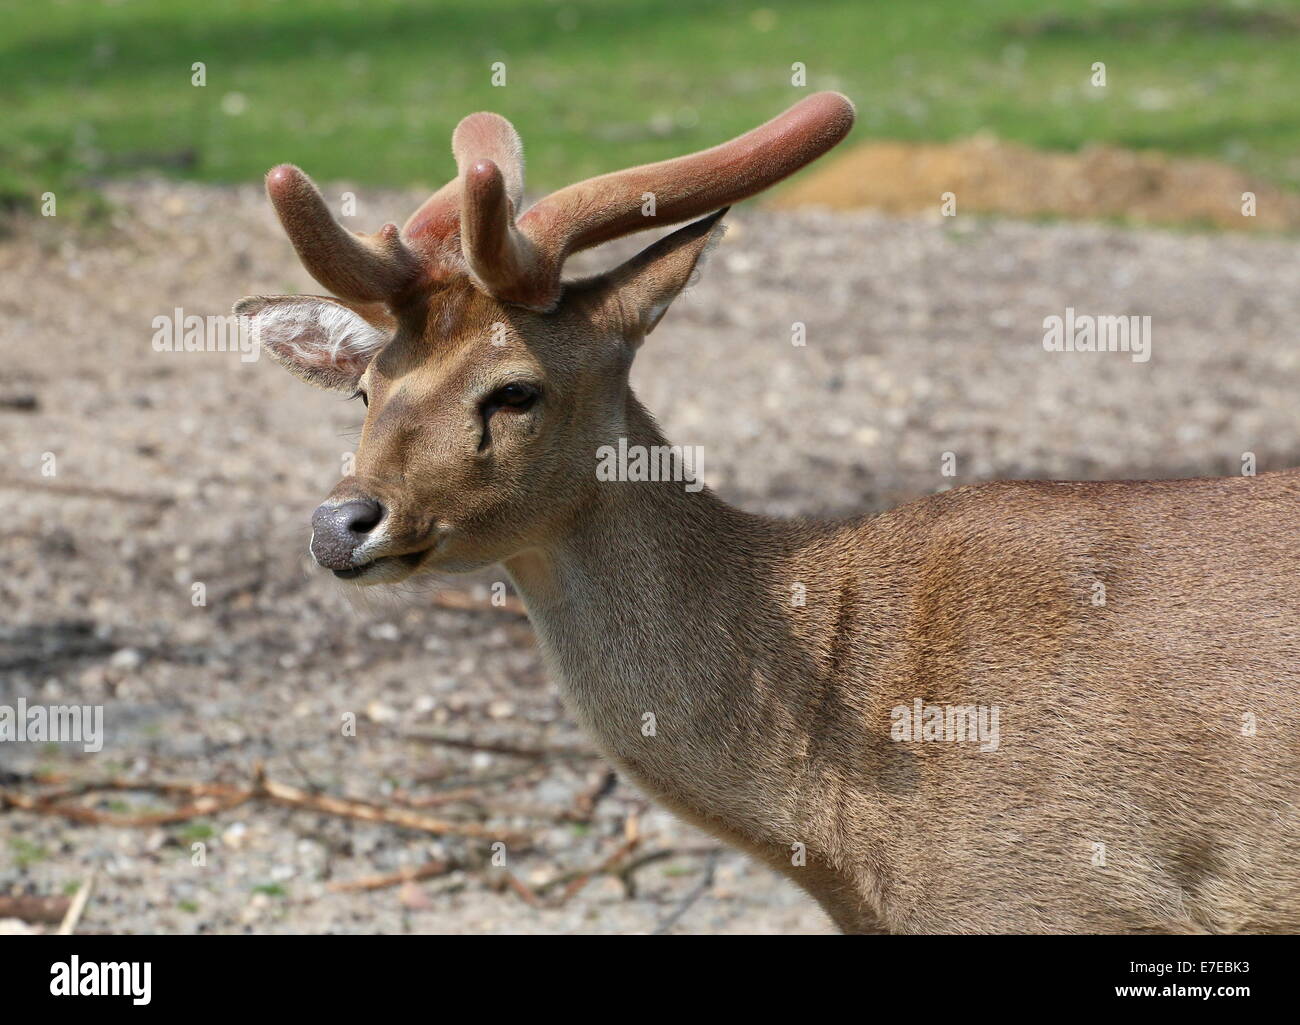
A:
233 295 395 390
579 209 727 345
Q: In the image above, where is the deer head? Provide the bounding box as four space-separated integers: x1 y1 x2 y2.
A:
236 93 854 583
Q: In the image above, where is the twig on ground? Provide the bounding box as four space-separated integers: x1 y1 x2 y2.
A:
3 785 253 825
57 873 95 936
550 813 641 906
390 765 551 808
502 873 544 907
258 774 521 842
396 729 600 761
1 768 526 843
459 800 597 824
326 859 454 893
651 849 721 935
613 845 720 898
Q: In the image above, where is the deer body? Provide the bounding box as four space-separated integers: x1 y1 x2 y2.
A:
238 93 1300 932
507 403 1300 933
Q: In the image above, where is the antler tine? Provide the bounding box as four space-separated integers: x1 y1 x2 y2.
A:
459 158 537 302
498 91 856 311
448 112 532 298
452 112 524 208
401 112 527 277
266 164 420 303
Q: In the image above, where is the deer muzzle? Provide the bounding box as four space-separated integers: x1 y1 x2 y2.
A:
310 497 385 574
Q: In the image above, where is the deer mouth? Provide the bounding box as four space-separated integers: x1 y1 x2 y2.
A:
332 548 430 581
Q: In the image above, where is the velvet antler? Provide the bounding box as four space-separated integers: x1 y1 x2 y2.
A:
265 92 855 311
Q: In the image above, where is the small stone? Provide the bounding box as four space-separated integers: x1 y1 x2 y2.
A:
109 648 142 670
399 882 431 910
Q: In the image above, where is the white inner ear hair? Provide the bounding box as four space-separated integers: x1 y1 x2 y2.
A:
258 301 389 367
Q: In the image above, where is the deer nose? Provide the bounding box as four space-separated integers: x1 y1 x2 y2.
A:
310 498 385 570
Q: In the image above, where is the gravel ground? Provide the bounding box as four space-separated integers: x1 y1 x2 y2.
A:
1 181 1298 934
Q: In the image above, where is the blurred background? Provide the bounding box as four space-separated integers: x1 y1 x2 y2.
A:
2 0 1299 934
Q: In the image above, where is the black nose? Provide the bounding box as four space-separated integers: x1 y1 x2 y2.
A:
310 498 385 570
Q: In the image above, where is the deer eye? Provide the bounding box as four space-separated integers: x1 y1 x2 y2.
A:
350 388 368 407
485 383 538 413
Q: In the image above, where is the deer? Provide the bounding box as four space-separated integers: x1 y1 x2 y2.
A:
235 92 1300 934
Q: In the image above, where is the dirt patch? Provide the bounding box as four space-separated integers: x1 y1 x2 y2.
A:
770 136 1300 232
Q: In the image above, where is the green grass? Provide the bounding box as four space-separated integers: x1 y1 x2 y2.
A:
2 0 1299 217
9 837 49 869
176 822 215 843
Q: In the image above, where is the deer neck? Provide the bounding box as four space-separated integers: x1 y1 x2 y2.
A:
504 399 845 847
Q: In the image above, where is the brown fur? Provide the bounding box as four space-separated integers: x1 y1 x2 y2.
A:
508 433 1300 933
238 96 1300 933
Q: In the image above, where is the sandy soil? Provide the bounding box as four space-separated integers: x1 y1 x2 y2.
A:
1 180 1298 933
771 137 1300 232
